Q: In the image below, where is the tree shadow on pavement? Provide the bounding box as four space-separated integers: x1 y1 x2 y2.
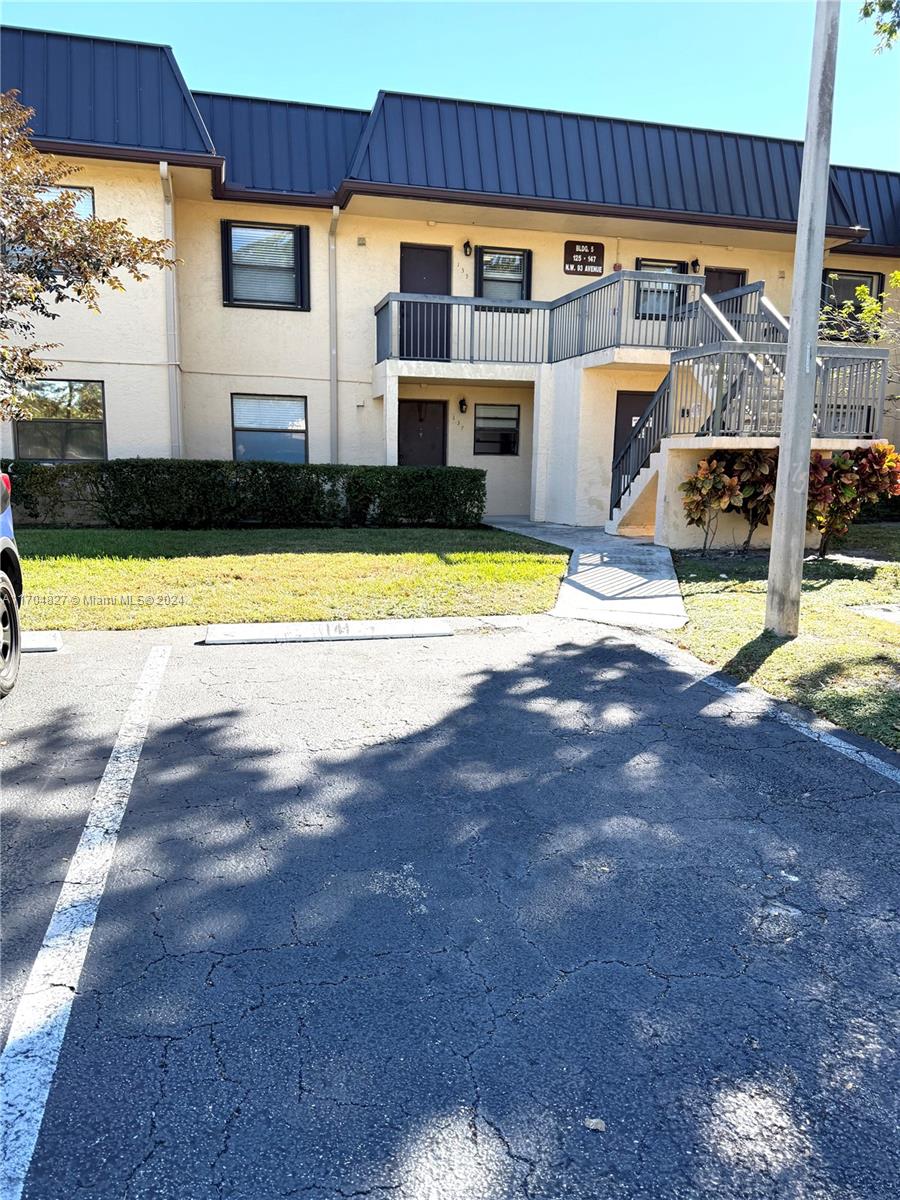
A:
4 629 898 1200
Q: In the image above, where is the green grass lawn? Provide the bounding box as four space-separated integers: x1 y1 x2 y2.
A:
17 526 568 632
669 523 900 750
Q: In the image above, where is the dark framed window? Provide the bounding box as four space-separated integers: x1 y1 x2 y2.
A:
821 269 884 307
474 404 520 456
232 394 308 463
14 380 106 461
475 247 532 301
222 221 310 310
634 257 689 319
820 269 885 343
42 185 95 219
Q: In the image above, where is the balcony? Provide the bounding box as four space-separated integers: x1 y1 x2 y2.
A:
374 270 707 365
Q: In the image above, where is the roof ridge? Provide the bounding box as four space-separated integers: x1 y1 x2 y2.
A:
371 88 900 176
345 89 386 181
193 89 370 117
1 22 174 51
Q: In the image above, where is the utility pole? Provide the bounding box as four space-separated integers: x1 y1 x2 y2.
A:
764 0 841 637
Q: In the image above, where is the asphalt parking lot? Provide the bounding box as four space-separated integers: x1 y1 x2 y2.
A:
2 618 898 1199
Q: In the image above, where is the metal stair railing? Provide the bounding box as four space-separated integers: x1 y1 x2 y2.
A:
608 291 753 516
609 375 672 518
609 287 812 519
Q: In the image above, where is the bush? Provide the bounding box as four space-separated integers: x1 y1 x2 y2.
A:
807 442 900 557
857 492 900 522
679 442 899 556
728 449 778 550
4 460 487 530
678 456 742 553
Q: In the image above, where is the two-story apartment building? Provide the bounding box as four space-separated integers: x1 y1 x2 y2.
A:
2 26 898 544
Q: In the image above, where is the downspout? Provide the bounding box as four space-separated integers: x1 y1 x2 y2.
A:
328 204 340 463
159 162 183 457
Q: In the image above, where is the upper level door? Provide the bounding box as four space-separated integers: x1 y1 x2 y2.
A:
703 268 746 297
399 244 452 360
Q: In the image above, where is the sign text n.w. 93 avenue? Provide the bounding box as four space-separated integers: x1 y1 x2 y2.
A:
563 241 604 276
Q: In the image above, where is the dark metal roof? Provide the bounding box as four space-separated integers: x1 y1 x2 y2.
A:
194 92 367 196
0 26 215 157
830 166 900 252
346 92 863 236
1 26 897 249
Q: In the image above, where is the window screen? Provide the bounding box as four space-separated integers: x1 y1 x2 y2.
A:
15 380 106 461
477 248 531 301
474 404 520 456
635 258 688 319
232 395 308 463
223 223 309 309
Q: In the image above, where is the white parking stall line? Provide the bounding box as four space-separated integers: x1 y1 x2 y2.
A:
0 646 171 1200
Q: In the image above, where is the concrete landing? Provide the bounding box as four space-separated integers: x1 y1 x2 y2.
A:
489 517 688 630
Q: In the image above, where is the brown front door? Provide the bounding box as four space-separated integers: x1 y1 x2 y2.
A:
704 268 747 297
398 400 447 466
399 244 452 360
614 391 656 460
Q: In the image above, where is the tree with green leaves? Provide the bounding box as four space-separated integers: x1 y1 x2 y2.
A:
819 271 900 398
860 0 900 50
0 90 173 417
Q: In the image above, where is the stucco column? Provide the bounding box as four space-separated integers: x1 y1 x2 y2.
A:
383 369 399 466
530 366 553 520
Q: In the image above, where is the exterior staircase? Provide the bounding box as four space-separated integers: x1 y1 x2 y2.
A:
606 451 661 535
604 282 887 538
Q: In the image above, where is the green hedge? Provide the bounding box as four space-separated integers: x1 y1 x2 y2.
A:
857 492 900 523
5 460 487 530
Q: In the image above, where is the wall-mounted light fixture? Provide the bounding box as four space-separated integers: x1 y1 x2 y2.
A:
463 240 472 257
458 397 468 414
690 258 701 274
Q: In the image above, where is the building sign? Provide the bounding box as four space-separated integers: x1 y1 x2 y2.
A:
564 241 605 276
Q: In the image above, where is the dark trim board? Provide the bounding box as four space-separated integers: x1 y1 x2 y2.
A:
32 138 224 172
334 179 870 244
27 141 895 251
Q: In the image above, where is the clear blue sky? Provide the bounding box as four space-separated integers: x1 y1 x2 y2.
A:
4 0 899 170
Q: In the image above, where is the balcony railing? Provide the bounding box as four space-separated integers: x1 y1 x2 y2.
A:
610 341 889 515
700 282 790 343
668 342 887 439
374 270 706 365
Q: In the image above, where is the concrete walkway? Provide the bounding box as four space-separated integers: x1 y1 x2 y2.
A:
489 517 688 630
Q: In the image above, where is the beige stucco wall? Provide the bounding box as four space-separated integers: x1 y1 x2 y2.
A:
0 158 172 461
653 437 877 551
171 190 899 471
6 154 897 524
534 360 669 525
396 381 533 515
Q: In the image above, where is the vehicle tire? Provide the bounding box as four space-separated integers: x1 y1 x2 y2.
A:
0 571 21 698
